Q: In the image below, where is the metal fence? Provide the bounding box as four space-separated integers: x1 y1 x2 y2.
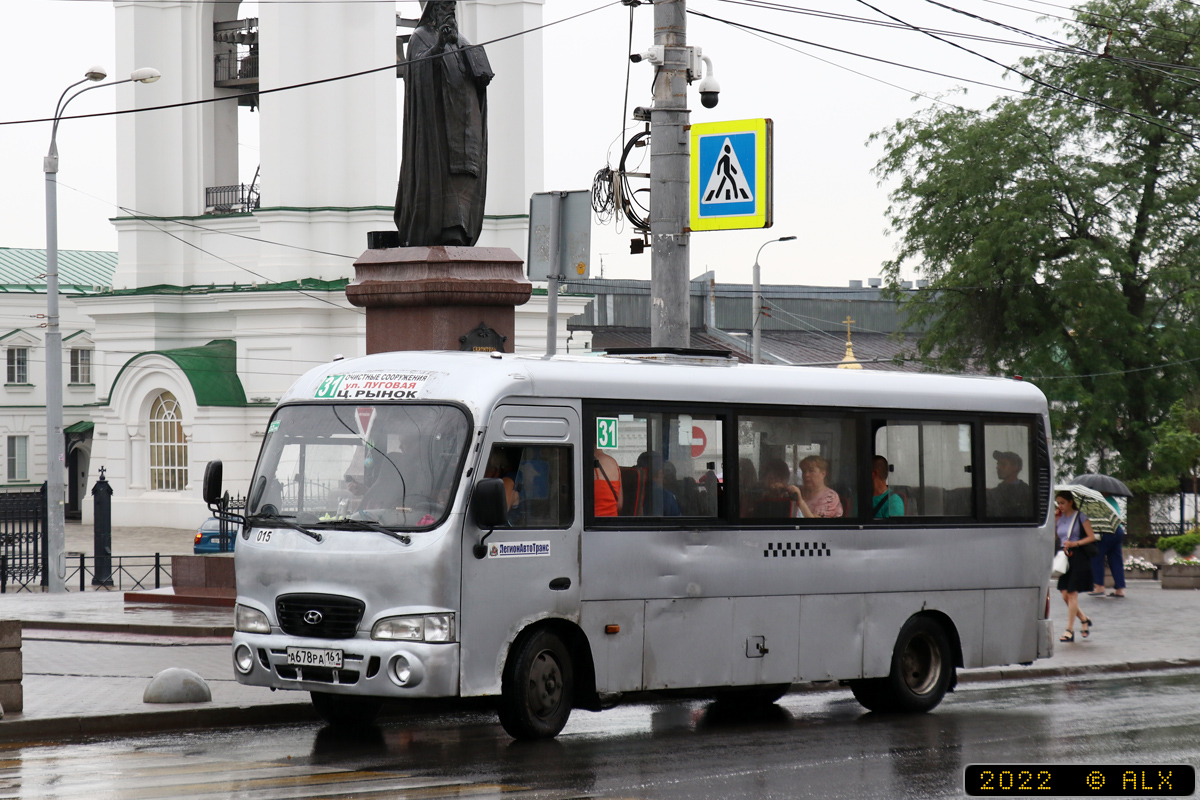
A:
205 183 260 215
2 553 172 594
0 485 47 590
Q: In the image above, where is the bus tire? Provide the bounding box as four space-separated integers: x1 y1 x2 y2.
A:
871 615 955 713
497 629 574 740
309 691 383 728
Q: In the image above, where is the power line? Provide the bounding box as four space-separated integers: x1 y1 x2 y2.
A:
848 0 1194 139
715 0 1075 51
688 9 1023 94
130 214 366 316
0 1 620 128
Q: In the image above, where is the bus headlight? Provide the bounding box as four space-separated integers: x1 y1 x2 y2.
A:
371 613 455 642
234 644 255 674
235 604 270 634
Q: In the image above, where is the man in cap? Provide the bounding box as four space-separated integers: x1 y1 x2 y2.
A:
988 450 1032 517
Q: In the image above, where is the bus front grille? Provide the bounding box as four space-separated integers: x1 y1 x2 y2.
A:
276 593 365 639
276 665 361 685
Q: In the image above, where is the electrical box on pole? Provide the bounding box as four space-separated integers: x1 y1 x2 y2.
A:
528 190 591 356
527 190 591 281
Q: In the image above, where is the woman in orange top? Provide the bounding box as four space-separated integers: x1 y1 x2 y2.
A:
594 449 623 516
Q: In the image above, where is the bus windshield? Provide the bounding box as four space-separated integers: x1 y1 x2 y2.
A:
248 403 470 529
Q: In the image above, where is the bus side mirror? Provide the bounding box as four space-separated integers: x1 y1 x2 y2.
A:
203 460 224 506
472 478 508 529
471 478 508 559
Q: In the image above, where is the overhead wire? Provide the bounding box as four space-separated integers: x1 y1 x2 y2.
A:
128 214 366 315
687 9 1028 94
0 1 621 128
846 0 1194 138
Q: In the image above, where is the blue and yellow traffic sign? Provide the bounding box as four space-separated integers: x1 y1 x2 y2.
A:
690 118 773 231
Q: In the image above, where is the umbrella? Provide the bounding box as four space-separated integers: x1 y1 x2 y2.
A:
1056 483 1123 536
1070 473 1133 498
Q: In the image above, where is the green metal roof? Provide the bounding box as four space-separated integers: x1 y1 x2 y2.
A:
108 339 248 407
100 278 350 297
0 248 116 293
63 420 94 434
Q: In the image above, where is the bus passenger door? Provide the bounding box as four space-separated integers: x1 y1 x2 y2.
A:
459 405 582 697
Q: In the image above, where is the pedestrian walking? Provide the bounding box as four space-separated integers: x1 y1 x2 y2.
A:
1090 493 1127 598
1055 490 1097 642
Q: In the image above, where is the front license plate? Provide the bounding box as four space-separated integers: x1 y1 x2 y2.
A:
286 647 343 669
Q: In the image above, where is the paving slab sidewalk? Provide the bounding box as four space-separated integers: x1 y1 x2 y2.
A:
0 529 1194 741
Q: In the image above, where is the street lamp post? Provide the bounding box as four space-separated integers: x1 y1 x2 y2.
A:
44 65 159 592
751 235 796 364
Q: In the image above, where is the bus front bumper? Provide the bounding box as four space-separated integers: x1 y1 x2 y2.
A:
231 632 460 698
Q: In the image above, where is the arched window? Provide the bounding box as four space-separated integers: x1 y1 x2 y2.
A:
149 391 187 490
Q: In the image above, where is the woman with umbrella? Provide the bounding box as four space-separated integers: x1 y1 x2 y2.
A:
1055 489 1098 642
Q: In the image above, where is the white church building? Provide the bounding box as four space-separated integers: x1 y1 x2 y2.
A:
1 0 591 527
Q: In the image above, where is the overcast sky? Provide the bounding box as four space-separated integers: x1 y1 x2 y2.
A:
1 0 1065 290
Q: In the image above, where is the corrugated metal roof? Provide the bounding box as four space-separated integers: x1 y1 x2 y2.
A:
0 248 116 291
587 328 942 373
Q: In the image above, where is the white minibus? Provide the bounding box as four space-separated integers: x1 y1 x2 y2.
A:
205 349 1056 739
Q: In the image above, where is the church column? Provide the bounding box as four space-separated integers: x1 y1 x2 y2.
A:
458 0 545 260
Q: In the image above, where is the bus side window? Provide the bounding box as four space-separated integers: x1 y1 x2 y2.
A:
487 445 574 529
590 409 724 520
736 413 856 521
874 421 974 518
983 422 1035 520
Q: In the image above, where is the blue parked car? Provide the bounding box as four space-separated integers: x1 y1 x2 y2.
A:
193 517 236 554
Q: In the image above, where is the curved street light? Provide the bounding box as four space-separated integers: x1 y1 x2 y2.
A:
44 66 160 592
751 235 797 364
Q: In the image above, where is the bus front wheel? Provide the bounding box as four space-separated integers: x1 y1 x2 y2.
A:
498 629 574 740
850 616 953 714
310 691 383 728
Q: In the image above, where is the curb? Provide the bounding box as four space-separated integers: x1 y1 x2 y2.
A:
0 702 317 743
957 657 1200 683
22 621 233 638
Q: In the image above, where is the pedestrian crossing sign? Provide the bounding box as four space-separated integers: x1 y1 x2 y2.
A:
691 118 773 231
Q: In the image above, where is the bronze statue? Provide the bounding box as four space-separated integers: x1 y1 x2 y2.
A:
394 1 493 247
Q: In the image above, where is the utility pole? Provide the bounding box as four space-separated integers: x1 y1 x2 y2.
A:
650 0 690 349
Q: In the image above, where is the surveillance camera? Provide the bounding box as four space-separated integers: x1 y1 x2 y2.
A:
698 74 720 109
629 53 642 63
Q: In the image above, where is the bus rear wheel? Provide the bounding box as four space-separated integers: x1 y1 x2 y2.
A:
851 616 953 714
310 691 384 728
497 629 574 740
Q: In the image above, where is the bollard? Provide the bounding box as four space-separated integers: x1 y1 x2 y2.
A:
219 491 231 553
155 553 161 589
1 554 6 594
90 467 114 588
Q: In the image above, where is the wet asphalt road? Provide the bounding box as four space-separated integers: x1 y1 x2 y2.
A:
4 671 1199 799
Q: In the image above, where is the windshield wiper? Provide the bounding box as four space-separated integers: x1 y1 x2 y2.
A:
246 513 324 543
316 517 412 545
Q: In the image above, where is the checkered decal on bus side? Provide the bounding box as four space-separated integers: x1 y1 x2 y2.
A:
764 542 831 558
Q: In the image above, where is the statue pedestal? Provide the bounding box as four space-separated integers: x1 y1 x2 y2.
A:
347 246 532 354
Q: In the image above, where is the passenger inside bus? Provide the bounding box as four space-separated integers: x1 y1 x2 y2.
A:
797 455 844 518
485 447 520 512
593 449 623 517
636 452 681 516
871 455 906 518
752 458 802 518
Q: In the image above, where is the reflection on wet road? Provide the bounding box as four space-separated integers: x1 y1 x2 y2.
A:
2 671 1198 799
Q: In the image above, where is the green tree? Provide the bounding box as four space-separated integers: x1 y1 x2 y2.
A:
873 0 1200 534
